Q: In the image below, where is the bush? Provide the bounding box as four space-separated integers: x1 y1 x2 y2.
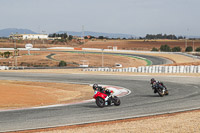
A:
195 47 200 52
151 47 159 51
59 61 67 67
171 46 181 52
185 46 193 52
160 45 171 52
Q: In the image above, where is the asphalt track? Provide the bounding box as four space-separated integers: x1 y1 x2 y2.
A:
0 55 198 132
0 72 200 132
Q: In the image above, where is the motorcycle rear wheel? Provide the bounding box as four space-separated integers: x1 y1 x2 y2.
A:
96 97 105 108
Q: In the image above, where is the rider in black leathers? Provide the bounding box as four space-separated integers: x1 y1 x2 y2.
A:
150 78 167 93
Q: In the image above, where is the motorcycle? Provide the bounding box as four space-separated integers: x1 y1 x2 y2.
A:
153 82 169 97
93 90 121 108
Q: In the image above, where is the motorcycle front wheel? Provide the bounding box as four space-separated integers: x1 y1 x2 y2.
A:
158 89 164 97
113 96 121 106
96 97 105 108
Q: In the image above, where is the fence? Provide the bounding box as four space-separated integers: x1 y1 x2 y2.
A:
83 65 200 73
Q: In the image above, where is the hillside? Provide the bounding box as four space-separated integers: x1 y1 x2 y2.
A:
0 28 37 37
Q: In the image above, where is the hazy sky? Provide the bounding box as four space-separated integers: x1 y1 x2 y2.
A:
0 0 199 36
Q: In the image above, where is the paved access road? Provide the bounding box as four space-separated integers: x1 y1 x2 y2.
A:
0 72 200 132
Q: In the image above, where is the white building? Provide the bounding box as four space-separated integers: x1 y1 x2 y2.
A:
10 34 48 40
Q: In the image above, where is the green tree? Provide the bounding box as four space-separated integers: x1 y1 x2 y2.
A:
171 47 181 52
59 61 67 67
68 35 73 41
195 47 200 52
151 47 159 51
185 46 193 52
3 51 11 58
160 45 171 52
98 36 104 39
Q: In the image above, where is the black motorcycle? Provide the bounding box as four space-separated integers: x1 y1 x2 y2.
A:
153 82 169 97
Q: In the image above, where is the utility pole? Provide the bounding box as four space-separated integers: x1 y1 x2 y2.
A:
82 25 85 44
102 49 104 67
13 33 17 67
185 38 187 50
193 40 195 52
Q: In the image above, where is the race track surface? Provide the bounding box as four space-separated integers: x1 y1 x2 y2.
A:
0 72 200 132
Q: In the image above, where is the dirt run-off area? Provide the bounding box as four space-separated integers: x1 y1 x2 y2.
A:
0 80 93 110
0 51 147 68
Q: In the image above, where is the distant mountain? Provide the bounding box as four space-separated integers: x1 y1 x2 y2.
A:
56 31 136 39
0 28 37 37
187 35 200 39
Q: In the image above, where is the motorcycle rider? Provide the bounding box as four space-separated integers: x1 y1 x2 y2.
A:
93 84 112 102
93 83 105 93
150 78 167 93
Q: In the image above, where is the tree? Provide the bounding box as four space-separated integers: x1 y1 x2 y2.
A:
151 47 159 51
171 47 181 52
68 35 73 41
160 45 171 52
59 61 67 67
185 46 193 52
195 47 200 52
3 51 11 58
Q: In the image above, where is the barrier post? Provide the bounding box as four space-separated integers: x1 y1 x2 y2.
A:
190 65 194 73
164 66 168 73
172 66 176 73
169 66 172 73
198 66 200 73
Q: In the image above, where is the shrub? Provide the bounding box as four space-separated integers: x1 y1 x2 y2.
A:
3 51 11 58
59 61 67 67
195 47 200 52
160 44 171 52
171 47 181 52
151 47 159 51
185 46 193 52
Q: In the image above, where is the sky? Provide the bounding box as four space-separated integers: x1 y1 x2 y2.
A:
0 0 200 37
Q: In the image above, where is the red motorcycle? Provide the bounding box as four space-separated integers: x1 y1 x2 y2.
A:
93 90 121 108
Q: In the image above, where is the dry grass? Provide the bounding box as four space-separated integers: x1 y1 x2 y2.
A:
81 40 200 51
0 51 147 67
0 80 93 109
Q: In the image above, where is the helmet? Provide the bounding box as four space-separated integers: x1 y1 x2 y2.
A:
93 84 98 90
151 78 156 84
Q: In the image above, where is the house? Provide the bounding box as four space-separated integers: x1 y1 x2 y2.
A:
10 34 48 40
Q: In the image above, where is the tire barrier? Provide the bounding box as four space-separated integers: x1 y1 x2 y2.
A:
83 65 200 73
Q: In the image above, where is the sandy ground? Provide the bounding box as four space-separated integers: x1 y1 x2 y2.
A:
53 52 147 67
81 40 200 51
0 80 93 110
0 51 147 67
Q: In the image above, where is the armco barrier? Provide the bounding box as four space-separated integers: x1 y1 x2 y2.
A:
83 65 200 73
